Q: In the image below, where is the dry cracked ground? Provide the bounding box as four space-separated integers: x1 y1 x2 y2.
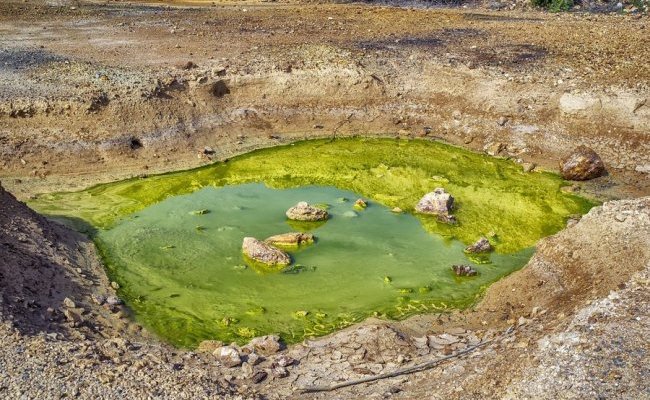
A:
0 0 649 399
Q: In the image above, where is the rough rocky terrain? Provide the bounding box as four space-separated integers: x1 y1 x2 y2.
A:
0 0 649 399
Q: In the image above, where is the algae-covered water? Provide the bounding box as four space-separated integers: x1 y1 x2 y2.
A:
31 138 596 347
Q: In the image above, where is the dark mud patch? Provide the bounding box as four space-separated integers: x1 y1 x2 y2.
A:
356 28 484 52
0 48 67 71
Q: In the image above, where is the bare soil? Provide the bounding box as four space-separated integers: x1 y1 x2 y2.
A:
0 1 649 399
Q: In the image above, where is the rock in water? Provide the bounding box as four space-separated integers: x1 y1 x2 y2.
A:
465 237 493 253
265 232 314 247
559 146 605 181
415 188 456 223
214 345 242 368
452 265 477 277
242 237 291 267
285 202 329 221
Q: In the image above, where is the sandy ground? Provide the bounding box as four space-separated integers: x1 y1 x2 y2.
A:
0 0 649 399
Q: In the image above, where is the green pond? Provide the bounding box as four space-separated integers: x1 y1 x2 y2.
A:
30 138 596 347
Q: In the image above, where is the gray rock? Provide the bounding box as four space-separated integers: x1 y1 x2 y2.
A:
64 309 83 326
214 345 242 368
63 297 76 308
522 162 536 173
242 237 291 267
105 296 122 306
248 335 283 356
246 352 263 366
559 146 606 181
271 365 289 378
415 188 456 223
452 265 477 277
465 237 493 253
274 354 295 367
251 370 268 383
285 202 329 221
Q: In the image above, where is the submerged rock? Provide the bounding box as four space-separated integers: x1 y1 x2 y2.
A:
214 345 242 368
415 188 456 223
242 237 291 267
559 146 606 181
465 237 493 253
452 265 477 277
265 232 314 247
354 198 368 209
285 202 329 222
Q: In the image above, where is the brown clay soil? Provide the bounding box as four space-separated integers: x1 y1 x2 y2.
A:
0 0 649 398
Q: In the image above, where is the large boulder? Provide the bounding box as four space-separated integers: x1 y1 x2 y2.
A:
265 232 314 248
285 202 329 222
242 237 291 267
415 188 456 223
559 145 606 181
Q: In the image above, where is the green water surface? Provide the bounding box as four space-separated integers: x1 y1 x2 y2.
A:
30 138 596 347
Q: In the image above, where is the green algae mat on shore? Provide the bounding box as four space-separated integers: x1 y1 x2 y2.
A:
30 138 596 347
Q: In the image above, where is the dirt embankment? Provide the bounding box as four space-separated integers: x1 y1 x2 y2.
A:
0 0 648 199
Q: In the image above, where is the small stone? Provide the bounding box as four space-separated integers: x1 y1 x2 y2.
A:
272 365 289 378
465 237 493 253
251 370 267 383
241 362 253 377
247 352 263 366
64 309 83 326
110 281 120 290
497 116 508 126
451 265 477 277
214 346 242 368
391 207 403 213
91 294 105 305
485 142 505 156
274 354 295 367
197 340 224 353
248 335 283 356
522 162 536 173
203 146 215 155
63 297 76 308
354 198 368 209
105 296 122 306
